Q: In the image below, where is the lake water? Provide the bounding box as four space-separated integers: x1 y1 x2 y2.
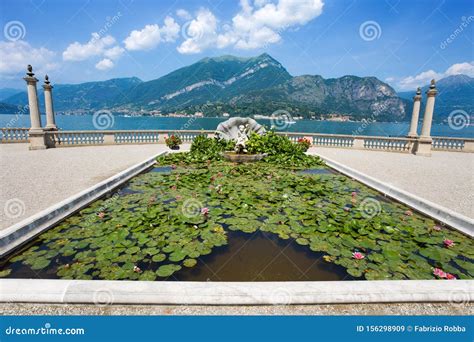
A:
1 114 473 138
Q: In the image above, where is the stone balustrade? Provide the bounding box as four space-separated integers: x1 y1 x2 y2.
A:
2 128 472 153
0 127 29 143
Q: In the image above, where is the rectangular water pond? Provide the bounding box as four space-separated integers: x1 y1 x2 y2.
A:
0 161 473 281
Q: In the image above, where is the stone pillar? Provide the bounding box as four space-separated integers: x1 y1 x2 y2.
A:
42 75 57 130
415 79 437 156
24 65 46 150
407 87 422 138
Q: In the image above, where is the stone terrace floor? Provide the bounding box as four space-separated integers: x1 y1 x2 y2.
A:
309 147 474 219
0 143 472 231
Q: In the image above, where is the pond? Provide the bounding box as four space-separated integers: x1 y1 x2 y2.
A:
0 161 473 281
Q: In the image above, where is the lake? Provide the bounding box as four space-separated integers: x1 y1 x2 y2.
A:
1 114 473 138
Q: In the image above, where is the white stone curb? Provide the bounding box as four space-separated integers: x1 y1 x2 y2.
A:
0 151 166 258
0 279 472 305
314 153 474 237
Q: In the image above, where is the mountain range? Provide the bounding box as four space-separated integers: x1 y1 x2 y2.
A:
2 53 471 121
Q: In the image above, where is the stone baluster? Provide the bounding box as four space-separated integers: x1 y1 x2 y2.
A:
42 75 57 130
415 79 437 156
407 87 422 138
24 65 47 150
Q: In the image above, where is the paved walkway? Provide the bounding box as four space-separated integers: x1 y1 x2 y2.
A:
0 144 189 230
310 148 474 219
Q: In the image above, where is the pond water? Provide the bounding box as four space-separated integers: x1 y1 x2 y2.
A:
0 161 472 281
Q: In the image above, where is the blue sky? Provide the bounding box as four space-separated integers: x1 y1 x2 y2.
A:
0 0 473 90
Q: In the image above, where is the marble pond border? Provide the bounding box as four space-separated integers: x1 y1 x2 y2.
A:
0 151 167 258
0 278 472 305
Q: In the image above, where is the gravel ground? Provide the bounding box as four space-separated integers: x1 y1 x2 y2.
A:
0 144 190 230
1 302 471 315
309 148 474 219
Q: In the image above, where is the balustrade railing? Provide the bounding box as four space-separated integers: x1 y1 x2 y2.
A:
0 128 29 143
1 127 473 153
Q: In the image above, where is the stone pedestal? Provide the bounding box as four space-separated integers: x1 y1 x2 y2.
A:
42 75 57 131
407 88 422 138
414 138 432 157
24 65 47 150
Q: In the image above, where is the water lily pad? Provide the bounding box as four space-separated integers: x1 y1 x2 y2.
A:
183 259 197 267
152 254 166 263
156 264 182 277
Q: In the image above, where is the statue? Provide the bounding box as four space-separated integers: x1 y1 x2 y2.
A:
234 124 249 153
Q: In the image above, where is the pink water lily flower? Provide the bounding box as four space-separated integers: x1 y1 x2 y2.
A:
445 273 456 280
351 192 357 197
133 265 142 273
201 207 209 215
352 252 365 260
433 268 447 278
171 164 177 169
97 212 105 219
433 225 442 231
444 239 455 248
404 210 413 216
175 195 182 200
170 185 177 191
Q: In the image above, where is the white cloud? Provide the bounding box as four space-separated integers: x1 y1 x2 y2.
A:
124 16 180 50
177 9 219 54
0 40 57 76
104 46 125 60
63 33 115 61
396 61 474 90
177 0 324 53
95 58 114 71
445 61 474 77
176 9 192 20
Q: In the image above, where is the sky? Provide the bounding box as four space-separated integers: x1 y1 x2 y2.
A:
0 0 473 91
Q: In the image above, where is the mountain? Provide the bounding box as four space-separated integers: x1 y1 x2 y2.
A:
4 77 143 112
0 88 22 101
398 75 474 121
4 54 407 121
119 53 292 110
0 102 21 114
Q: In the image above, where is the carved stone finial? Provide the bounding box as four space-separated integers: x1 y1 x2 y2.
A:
44 74 50 84
430 79 436 88
416 87 421 95
26 64 34 77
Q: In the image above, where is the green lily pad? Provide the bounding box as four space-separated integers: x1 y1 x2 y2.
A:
183 259 197 267
156 264 182 278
